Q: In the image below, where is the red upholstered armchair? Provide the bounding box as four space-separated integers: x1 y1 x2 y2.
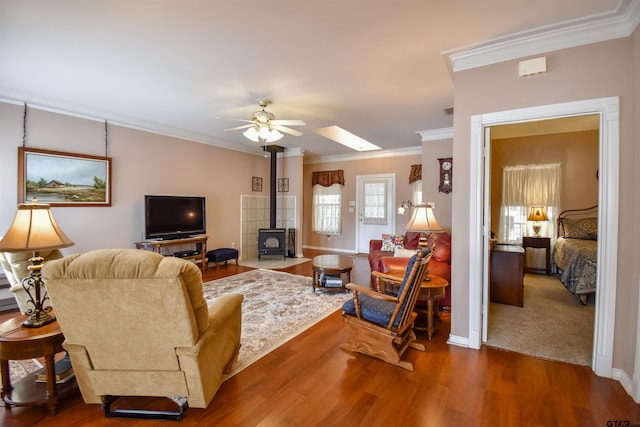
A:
369 232 452 309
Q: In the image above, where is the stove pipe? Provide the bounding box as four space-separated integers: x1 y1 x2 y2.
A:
264 145 285 228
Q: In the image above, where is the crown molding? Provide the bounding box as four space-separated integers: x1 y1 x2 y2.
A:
282 147 305 157
304 146 422 165
0 96 270 157
418 127 454 142
446 0 640 72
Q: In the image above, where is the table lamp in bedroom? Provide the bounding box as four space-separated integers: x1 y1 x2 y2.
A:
527 206 549 237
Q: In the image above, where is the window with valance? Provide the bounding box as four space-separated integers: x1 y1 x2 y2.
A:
409 164 422 205
312 170 344 235
409 164 421 184
312 170 345 187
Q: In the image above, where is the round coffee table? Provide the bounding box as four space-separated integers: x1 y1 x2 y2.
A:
0 314 77 415
311 254 354 292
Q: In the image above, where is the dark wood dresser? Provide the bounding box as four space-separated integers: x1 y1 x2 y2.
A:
490 244 525 307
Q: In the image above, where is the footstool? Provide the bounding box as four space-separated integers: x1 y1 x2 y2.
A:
206 248 239 269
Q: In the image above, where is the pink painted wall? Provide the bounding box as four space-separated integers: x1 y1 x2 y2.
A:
0 102 273 255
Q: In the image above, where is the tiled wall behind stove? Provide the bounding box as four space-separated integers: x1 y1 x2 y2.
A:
241 195 296 259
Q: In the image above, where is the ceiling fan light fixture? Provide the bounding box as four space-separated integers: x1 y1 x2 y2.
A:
263 128 283 142
254 110 274 123
230 100 303 143
243 126 260 142
243 124 283 143
258 125 272 140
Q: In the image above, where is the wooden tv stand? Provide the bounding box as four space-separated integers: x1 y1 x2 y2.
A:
135 235 208 272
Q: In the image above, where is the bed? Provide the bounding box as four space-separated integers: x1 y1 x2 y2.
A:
553 205 598 305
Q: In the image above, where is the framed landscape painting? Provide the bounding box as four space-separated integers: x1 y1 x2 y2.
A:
18 147 112 207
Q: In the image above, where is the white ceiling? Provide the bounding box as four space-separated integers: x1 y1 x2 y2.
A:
0 1 635 162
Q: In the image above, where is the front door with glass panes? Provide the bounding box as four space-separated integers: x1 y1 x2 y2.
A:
356 174 396 253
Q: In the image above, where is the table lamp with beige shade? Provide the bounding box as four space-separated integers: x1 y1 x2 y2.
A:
527 205 549 237
404 203 444 280
0 199 74 328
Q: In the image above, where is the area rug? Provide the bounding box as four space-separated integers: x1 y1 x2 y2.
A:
9 358 43 384
202 269 350 377
238 257 310 269
487 273 595 366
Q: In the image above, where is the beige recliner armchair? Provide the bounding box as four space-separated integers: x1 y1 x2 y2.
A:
42 248 243 420
0 249 64 314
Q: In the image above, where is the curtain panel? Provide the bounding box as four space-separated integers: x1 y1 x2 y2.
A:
312 170 345 187
312 184 342 235
498 163 561 244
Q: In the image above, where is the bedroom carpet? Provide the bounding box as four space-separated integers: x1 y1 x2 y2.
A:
486 273 595 366
202 269 351 378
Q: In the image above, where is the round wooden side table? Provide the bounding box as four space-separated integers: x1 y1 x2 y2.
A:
415 275 449 339
312 254 354 292
0 314 76 415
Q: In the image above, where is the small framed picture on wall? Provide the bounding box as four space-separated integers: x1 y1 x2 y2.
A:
252 176 263 192
278 178 289 192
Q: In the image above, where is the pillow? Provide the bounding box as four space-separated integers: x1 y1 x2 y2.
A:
561 218 598 240
394 247 416 258
381 234 404 251
403 231 422 249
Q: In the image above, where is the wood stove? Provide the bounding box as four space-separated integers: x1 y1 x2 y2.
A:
258 228 286 260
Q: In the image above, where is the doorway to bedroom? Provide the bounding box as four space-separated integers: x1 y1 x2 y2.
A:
484 115 599 365
469 97 620 378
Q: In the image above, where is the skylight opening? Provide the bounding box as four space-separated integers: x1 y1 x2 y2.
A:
314 126 381 152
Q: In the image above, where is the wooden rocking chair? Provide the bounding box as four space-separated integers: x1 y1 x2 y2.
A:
340 247 433 371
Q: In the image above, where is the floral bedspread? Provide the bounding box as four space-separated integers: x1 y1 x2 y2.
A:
553 237 597 298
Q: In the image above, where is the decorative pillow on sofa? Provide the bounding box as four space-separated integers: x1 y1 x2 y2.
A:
381 234 404 251
561 218 598 240
403 231 422 249
394 247 416 258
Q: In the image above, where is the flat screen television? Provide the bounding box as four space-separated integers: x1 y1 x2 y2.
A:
144 195 206 240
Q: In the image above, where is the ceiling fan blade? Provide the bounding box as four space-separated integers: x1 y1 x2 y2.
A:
274 125 303 137
270 119 306 126
225 124 254 131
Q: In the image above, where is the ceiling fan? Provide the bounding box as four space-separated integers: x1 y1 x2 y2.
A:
225 100 306 143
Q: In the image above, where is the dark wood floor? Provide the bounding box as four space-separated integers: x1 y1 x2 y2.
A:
1 249 639 426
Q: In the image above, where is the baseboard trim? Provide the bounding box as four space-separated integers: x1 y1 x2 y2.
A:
612 367 640 404
447 334 469 348
302 245 358 254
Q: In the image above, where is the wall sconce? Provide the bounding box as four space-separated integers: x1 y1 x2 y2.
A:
397 200 413 215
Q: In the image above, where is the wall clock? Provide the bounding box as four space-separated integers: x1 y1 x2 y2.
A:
438 157 452 194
